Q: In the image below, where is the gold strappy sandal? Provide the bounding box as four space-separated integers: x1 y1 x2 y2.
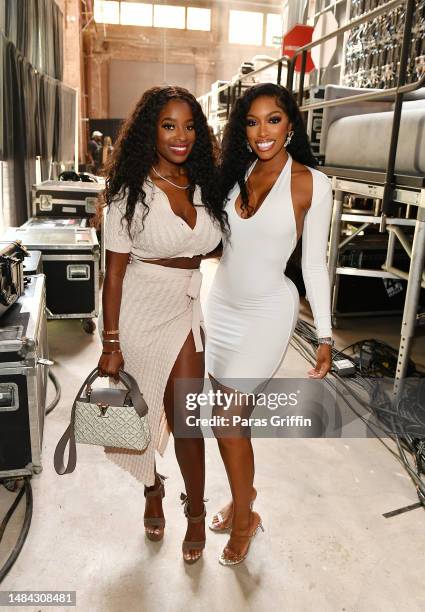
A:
144 473 167 541
180 492 207 565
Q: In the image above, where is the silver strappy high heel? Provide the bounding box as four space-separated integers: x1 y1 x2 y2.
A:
209 487 257 533
219 510 264 566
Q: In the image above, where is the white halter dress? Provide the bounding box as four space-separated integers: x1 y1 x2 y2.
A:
205 153 333 392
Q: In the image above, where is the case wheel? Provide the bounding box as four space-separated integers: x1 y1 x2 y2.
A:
2 478 24 492
331 316 339 329
82 319 96 334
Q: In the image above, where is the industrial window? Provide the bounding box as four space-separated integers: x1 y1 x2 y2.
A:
93 0 120 24
120 2 153 26
228 10 263 46
93 1 211 32
153 5 185 29
187 7 211 31
265 13 282 47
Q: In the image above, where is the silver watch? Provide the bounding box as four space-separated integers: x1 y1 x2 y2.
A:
318 337 334 347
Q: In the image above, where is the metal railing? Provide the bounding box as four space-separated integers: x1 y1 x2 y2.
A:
199 0 410 109
198 0 425 402
199 0 423 218
285 0 421 219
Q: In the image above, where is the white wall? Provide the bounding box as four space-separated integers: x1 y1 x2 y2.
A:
109 60 197 118
0 162 15 237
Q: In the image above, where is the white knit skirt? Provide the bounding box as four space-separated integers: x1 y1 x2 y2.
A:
99 260 204 486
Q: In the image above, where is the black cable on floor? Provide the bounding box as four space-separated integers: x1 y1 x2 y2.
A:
0 367 61 584
45 368 61 415
0 478 33 584
291 321 425 502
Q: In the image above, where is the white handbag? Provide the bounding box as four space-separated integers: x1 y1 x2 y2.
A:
54 368 151 475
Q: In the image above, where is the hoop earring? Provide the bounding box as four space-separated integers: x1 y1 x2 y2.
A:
284 130 294 148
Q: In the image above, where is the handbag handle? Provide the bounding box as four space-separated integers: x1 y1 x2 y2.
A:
80 368 148 419
53 368 148 476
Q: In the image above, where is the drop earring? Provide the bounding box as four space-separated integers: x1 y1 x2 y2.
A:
246 142 252 153
284 130 294 148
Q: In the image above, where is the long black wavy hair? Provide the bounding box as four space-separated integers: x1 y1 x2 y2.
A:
97 86 228 236
220 83 317 213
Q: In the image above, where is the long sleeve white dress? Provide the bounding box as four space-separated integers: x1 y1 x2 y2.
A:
205 152 333 392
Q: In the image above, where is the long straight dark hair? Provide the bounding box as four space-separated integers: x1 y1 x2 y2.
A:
220 83 317 213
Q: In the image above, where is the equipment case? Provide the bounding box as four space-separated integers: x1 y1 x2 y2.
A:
0 275 49 478
31 180 104 218
0 241 28 317
1 227 99 331
22 215 105 276
22 217 88 229
334 234 425 317
23 250 43 276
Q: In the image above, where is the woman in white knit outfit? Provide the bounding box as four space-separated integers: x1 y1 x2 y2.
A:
97 87 226 564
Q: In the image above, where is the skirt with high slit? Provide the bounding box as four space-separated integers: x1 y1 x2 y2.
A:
98 259 204 486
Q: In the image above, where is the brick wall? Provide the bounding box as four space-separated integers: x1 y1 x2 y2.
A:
55 0 85 161
83 0 282 121
56 0 82 91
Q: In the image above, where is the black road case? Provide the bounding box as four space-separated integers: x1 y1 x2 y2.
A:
23 250 43 276
22 215 105 276
1 227 99 332
31 180 104 218
21 213 105 274
0 275 50 478
22 216 88 229
0 241 27 317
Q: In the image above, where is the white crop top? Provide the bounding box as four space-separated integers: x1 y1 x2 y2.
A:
105 179 222 259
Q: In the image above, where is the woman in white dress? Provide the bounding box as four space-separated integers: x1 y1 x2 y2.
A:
97 86 226 563
205 83 334 565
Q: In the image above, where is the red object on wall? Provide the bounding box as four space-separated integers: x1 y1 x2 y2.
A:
282 25 315 73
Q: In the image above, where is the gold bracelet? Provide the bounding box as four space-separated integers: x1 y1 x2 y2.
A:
103 329 119 335
103 339 120 343
102 349 122 355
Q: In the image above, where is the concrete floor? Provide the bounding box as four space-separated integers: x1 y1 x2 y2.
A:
1 259 425 612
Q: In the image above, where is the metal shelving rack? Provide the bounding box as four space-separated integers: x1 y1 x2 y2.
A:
307 0 351 87
326 173 425 397
198 0 424 399
298 0 425 398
